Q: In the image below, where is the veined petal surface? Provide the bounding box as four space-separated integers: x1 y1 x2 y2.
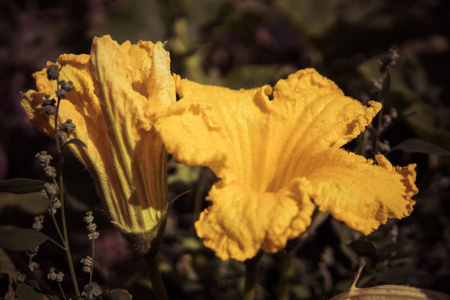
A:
195 179 314 261
156 68 418 261
21 36 175 249
304 149 417 235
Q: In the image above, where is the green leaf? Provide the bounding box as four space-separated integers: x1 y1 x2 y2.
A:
0 192 48 215
330 284 450 300
378 240 409 259
222 65 292 90
277 0 339 37
331 219 358 262
348 240 379 258
82 282 102 299
183 0 233 46
87 0 165 43
0 178 47 194
102 289 133 300
16 282 59 300
392 138 450 155
0 225 48 251
402 102 450 150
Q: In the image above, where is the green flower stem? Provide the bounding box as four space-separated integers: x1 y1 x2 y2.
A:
47 235 65 251
192 167 207 229
242 251 263 300
142 220 169 300
374 104 385 154
57 282 67 300
144 254 169 300
373 69 391 154
276 254 294 300
54 95 81 298
90 240 95 284
48 191 65 245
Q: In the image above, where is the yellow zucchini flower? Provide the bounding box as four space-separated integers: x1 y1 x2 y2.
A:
21 35 175 253
155 68 418 261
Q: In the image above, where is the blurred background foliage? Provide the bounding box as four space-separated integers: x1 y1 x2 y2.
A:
0 0 449 299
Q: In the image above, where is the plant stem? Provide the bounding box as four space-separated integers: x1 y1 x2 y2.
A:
58 282 67 300
242 251 263 300
90 240 95 284
276 254 294 300
48 191 65 245
373 105 384 155
192 167 206 228
47 236 65 251
144 254 169 300
54 91 81 298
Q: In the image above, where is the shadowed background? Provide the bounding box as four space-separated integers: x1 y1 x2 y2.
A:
0 0 449 299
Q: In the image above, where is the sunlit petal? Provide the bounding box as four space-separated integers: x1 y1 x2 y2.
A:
156 68 417 261
21 35 175 253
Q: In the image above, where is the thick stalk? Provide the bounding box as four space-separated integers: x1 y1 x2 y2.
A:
144 254 169 300
242 252 263 300
192 167 207 228
276 254 294 300
140 217 169 300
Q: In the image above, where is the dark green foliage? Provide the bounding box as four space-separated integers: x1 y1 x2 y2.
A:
102 289 133 300
0 179 47 194
0 226 48 251
16 281 59 300
392 139 450 155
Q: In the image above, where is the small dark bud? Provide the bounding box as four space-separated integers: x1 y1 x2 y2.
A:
42 97 56 106
84 211 94 224
86 223 97 232
47 268 64 283
378 48 400 73
42 97 57 115
88 231 100 240
35 150 53 166
42 105 57 115
47 65 60 80
32 215 45 231
60 119 76 132
43 183 59 198
44 165 57 179
58 131 68 143
26 246 39 258
49 197 62 214
28 261 40 272
59 80 73 92
41 189 50 201
42 95 56 105
17 273 26 283
80 256 93 273
56 88 67 99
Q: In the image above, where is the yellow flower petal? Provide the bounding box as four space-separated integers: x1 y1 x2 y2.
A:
21 35 175 252
304 149 417 235
196 178 314 261
156 68 417 260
